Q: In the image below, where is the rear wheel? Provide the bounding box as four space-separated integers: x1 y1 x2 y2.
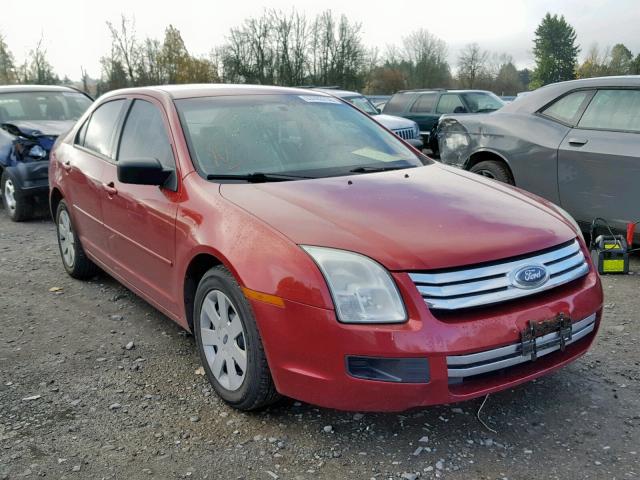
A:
1 171 32 221
470 160 514 185
194 266 280 411
56 200 99 279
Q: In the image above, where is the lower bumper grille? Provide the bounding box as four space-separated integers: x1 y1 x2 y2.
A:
447 312 596 379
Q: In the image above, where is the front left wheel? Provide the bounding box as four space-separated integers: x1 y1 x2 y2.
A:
194 266 280 411
1 171 32 222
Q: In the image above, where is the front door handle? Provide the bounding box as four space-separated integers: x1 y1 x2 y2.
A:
103 182 118 196
568 138 588 146
62 160 71 172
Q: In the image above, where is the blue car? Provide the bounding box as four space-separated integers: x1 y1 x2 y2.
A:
0 85 92 221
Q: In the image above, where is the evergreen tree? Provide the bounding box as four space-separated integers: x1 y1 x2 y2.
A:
531 13 579 87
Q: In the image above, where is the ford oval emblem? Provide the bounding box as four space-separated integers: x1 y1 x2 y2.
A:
512 265 549 289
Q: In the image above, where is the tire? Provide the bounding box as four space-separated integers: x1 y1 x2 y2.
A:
55 199 99 279
428 125 440 157
194 266 280 411
470 160 514 185
1 170 32 222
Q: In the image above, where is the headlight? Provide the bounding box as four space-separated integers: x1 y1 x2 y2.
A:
302 246 407 324
412 122 420 138
29 145 47 159
554 205 585 242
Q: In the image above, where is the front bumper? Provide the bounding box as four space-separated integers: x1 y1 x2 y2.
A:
250 266 603 412
7 161 49 197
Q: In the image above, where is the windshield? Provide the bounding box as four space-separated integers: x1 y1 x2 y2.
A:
344 95 379 115
0 91 92 123
176 94 424 179
460 92 505 113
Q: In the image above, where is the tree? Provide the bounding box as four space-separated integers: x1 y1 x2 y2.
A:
609 43 633 75
401 29 451 88
0 33 16 85
23 38 59 85
518 68 531 90
107 15 140 85
457 43 489 88
161 25 190 83
576 44 609 79
531 13 579 87
633 54 640 75
365 66 406 94
494 61 524 95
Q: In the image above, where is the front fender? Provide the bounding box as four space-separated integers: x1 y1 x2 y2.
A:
5 161 50 189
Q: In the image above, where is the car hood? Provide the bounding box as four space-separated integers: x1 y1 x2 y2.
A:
1 120 75 138
220 164 577 271
374 114 416 131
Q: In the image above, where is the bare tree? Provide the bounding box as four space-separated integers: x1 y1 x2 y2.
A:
107 15 140 85
457 43 489 88
26 38 59 84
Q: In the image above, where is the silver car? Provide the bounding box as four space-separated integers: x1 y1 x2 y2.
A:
313 89 422 148
437 76 640 238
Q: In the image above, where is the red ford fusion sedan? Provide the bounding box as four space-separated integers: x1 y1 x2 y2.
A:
49 85 603 412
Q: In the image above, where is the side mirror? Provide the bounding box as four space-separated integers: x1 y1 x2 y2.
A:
117 158 172 186
376 107 382 114
453 106 467 114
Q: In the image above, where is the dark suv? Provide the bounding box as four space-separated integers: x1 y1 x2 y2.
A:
383 89 504 154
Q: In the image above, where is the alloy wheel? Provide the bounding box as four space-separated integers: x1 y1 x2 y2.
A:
200 290 247 391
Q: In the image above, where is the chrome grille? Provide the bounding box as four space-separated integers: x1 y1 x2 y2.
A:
409 239 589 310
393 127 416 140
447 313 596 379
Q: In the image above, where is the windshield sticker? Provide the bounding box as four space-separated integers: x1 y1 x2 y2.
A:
352 148 402 162
298 95 341 104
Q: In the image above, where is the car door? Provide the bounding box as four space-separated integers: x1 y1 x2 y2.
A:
435 94 467 116
63 99 126 262
558 88 640 230
403 93 439 138
100 97 181 316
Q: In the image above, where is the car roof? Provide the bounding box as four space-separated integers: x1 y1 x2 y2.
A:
0 84 85 94
101 84 338 101
394 89 494 95
312 88 363 99
502 75 640 114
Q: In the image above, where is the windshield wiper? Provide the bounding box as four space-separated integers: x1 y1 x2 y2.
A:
349 165 415 173
206 172 311 183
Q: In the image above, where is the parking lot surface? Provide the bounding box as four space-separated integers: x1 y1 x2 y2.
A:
1 214 639 480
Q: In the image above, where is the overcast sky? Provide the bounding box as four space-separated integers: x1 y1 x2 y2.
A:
2 0 639 79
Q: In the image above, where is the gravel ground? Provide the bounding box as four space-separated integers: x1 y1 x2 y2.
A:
1 213 639 480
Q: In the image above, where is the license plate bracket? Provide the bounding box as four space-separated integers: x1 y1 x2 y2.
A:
520 313 572 361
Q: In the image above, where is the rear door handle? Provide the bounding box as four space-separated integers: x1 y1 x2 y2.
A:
103 182 118 196
568 138 588 146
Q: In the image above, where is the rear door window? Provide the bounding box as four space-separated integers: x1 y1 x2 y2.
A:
541 90 593 125
436 94 465 114
81 99 126 158
577 89 640 133
118 99 175 169
409 93 437 113
383 94 415 114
